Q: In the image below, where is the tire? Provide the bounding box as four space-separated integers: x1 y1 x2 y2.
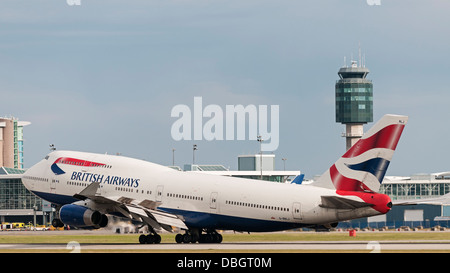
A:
214 233 223 243
154 234 161 244
182 234 192 244
175 234 183 244
146 235 155 244
139 234 147 244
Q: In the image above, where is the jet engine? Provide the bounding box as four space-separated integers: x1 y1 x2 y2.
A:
59 204 108 228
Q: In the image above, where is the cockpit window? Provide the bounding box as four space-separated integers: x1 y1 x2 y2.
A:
44 155 50 160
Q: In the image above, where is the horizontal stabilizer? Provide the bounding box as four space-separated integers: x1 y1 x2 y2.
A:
320 195 372 209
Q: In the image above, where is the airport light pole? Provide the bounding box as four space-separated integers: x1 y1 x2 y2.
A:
282 158 287 171
193 144 198 165
172 148 175 166
257 136 263 180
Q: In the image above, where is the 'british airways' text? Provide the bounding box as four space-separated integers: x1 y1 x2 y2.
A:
70 171 140 188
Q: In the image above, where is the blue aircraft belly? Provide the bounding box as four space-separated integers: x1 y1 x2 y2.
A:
159 207 306 232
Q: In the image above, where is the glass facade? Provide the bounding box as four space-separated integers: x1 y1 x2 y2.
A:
380 182 450 200
335 81 373 123
13 120 18 169
0 177 42 210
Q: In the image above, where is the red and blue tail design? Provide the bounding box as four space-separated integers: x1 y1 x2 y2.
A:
313 114 408 193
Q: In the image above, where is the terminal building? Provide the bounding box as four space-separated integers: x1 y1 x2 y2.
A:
0 166 46 224
181 154 300 183
0 117 51 226
0 116 53 226
0 117 31 169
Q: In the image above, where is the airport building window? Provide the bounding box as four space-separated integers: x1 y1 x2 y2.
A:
379 182 450 200
0 178 42 211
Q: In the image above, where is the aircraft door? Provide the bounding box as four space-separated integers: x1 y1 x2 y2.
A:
210 192 218 210
50 167 58 193
156 185 164 202
292 202 303 220
50 179 57 193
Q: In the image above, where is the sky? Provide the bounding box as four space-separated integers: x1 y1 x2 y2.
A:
1 0 450 178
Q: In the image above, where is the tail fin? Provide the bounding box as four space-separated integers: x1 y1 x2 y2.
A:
313 114 408 192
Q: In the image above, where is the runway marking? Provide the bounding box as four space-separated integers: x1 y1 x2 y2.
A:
3 241 450 252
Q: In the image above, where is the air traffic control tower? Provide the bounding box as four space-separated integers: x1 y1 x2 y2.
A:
335 60 373 150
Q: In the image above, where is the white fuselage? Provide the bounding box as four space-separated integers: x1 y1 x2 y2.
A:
22 150 382 232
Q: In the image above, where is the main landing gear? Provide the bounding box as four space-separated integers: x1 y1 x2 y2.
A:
139 225 162 244
175 229 223 244
139 233 162 244
137 228 223 244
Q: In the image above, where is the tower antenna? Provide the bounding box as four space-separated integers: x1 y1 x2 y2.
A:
358 42 362 67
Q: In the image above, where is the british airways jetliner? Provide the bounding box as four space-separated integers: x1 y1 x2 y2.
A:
21 114 407 244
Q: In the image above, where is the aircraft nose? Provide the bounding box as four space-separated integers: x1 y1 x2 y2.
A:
22 157 48 190
22 168 33 190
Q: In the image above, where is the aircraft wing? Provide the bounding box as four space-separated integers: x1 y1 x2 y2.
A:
320 195 373 209
73 182 188 232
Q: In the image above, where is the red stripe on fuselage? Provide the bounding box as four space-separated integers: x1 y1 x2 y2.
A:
54 157 105 167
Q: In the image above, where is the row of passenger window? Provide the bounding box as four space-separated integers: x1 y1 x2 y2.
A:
115 188 154 195
66 181 150 195
115 186 139 193
67 181 86 187
167 192 204 201
225 200 290 212
23 176 49 182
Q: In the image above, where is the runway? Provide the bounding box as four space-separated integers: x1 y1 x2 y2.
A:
2 230 450 252
2 240 450 252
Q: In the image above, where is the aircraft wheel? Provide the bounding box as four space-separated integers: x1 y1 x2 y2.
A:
198 232 222 243
175 234 183 244
214 233 223 243
146 235 155 244
139 234 147 244
182 234 192 243
139 234 161 244
154 234 161 244
199 234 212 243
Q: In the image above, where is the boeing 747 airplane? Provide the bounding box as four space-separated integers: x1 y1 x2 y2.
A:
21 114 408 244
